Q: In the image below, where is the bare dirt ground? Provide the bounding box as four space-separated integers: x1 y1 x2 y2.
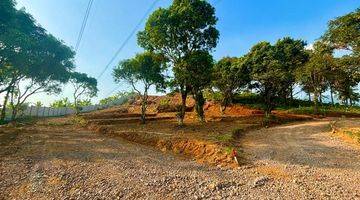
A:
1 118 360 199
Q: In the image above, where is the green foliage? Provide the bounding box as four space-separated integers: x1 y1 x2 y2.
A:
0 0 75 120
288 105 360 116
113 52 166 93
203 90 223 102
70 72 98 113
215 133 233 143
212 57 251 111
231 128 245 139
296 41 335 113
177 51 214 121
138 0 219 125
244 41 286 115
35 101 43 107
273 37 309 99
323 8 360 54
113 52 166 124
76 99 92 107
322 8 360 106
50 98 73 108
138 0 219 62
99 91 135 105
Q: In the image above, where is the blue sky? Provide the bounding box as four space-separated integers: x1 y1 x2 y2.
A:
15 0 360 105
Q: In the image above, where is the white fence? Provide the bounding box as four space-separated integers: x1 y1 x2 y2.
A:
3 95 132 120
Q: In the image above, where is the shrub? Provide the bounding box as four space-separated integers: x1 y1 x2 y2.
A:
231 128 245 139
70 116 87 127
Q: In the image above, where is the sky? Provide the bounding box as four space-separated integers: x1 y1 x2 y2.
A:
15 0 360 106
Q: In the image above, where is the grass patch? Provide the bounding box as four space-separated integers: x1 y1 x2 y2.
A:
287 105 360 116
343 129 360 143
215 133 233 143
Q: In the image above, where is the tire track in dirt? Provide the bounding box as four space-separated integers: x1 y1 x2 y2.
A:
242 118 360 169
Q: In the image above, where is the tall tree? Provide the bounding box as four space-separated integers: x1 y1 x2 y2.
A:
296 41 334 114
70 72 98 114
323 8 360 55
273 37 308 101
178 51 214 122
323 8 360 105
113 52 166 124
334 56 360 106
0 0 75 121
244 42 285 116
137 0 219 125
212 57 250 114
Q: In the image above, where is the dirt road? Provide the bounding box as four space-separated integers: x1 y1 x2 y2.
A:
0 118 360 199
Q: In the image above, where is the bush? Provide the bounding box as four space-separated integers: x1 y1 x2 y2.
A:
99 91 136 105
231 128 245 139
70 116 87 127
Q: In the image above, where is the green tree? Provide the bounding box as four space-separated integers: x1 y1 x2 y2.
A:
8 77 62 120
244 42 285 116
334 56 360 106
50 98 72 108
138 0 219 125
69 72 98 114
273 37 308 101
0 0 75 121
113 52 166 124
99 91 135 105
178 51 214 122
35 101 43 107
323 8 360 106
323 8 360 55
213 57 250 114
296 41 335 114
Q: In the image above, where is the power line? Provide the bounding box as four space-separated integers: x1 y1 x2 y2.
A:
103 0 222 98
104 85 121 97
97 0 160 80
75 0 94 52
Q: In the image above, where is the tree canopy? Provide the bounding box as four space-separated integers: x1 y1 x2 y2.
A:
137 0 219 125
113 51 166 123
70 72 98 113
0 0 77 121
213 57 250 113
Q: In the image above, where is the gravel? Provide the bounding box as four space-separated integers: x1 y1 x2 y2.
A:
0 119 360 199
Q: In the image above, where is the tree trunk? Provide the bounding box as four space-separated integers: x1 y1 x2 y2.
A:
308 92 311 102
74 93 79 115
11 106 17 121
140 89 148 124
319 92 322 105
313 91 319 115
193 90 205 122
0 89 11 122
220 91 231 116
330 86 334 105
177 85 188 126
